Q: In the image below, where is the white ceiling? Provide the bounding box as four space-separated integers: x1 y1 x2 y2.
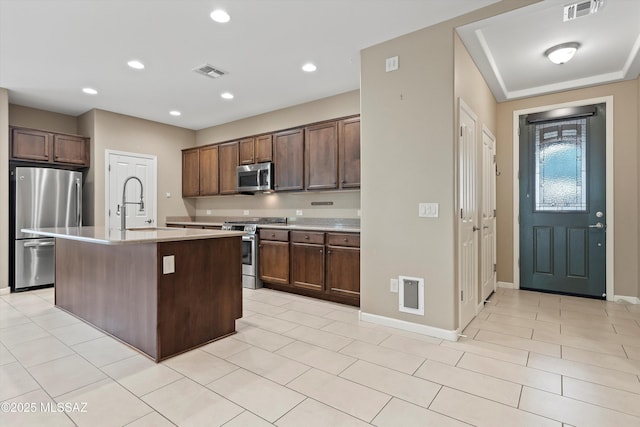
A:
1 0 638 131
457 0 640 101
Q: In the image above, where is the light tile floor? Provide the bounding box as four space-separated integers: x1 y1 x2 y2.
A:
2 286 640 426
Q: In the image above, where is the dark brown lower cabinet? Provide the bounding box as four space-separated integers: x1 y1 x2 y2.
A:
259 229 290 286
291 243 324 292
326 245 360 301
260 229 360 306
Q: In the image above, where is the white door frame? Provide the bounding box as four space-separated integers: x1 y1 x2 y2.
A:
512 96 614 300
105 149 158 230
481 125 497 304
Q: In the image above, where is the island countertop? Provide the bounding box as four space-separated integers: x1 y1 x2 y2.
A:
22 226 246 245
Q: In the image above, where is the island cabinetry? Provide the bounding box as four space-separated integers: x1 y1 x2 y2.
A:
239 137 255 165
273 128 304 191
255 134 273 163
326 233 361 302
54 235 242 362
290 231 325 292
219 141 239 194
338 117 361 189
182 148 200 197
258 229 290 286
11 126 90 167
305 122 338 190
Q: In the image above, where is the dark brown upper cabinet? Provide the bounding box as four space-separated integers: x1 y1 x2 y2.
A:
199 145 219 196
182 148 200 197
305 122 338 190
239 137 255 165
273 128 304 191
11 127 90 168
338 117 361 189
219 141 239 194
255 134 273 163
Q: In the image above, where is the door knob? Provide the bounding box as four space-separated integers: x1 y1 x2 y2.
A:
588 222 605 229
472 226 480 232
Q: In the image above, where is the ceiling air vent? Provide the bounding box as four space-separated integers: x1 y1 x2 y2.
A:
563 0 604 21
193 64 227 79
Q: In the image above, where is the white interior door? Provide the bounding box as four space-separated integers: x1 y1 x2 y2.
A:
481 127 497 301
458 99 478 331
106 150 157 230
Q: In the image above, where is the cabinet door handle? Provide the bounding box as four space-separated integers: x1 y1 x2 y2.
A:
320 249 323 254
271 233 276 238
304 235 309 239
343 238 348 242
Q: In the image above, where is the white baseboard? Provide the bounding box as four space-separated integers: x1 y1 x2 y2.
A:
497 281 516 289
359 311 459 342
0 287 10 296
613 295 640 305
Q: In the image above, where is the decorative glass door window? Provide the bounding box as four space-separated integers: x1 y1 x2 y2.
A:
534 119 587 211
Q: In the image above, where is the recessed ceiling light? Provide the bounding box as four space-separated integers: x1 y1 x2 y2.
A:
210 9 230 23
169 110 181 116
221 92 234 100
302 63 317 72
127 60 145 70
545 42 580 65
82 87 98 95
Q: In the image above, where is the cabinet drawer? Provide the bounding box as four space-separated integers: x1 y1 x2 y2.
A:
326 233 360 247
290 231 324 244
259 229 289 241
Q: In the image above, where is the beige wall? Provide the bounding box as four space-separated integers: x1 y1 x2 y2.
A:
496 80 640 298
195 90 361 219
360 0 538 332
84 109 196 226
0 89 9 292
9 104 78 135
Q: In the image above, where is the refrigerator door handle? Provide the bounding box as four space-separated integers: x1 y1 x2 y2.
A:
76 178 82 226
24 241 55 248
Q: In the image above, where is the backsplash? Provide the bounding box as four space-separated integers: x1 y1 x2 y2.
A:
195 190 360 219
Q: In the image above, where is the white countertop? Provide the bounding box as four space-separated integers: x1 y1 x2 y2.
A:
165 221 360 233
22 226 246 245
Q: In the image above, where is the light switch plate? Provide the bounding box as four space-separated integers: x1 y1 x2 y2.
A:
163 255 175 274
243 210 249 216
385 56 399 72
419 203 439 218
296 210 303 216
390 278 399 293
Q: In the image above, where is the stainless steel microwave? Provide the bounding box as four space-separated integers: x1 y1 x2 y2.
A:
237 162 274 193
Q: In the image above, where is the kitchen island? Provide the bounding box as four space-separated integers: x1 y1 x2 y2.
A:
22 226 246 362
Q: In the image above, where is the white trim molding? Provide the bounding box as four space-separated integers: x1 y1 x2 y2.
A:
359 311 459 342
613 295 640 305
0 287 9 296
497 281 515 289
512 96 614 300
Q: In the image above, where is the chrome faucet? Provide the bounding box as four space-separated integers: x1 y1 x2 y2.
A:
120 176 145 230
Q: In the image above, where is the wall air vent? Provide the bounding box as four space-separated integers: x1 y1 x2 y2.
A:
193 64 228 79
563 0 604 22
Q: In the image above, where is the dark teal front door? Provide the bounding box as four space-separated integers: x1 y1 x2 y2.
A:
519 103 606 298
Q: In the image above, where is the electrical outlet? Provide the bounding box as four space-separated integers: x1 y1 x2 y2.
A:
390 278 399 293
243 210 249 216
296 210 303 216
357 209 361 217
206 210 212 215
165 192 171 198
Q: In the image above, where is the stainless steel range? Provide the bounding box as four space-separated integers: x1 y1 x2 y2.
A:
222 217 286 289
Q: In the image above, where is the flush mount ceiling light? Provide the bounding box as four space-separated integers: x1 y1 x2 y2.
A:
82 87 98 95
302 62 317 72
127 60 145 70
221 92 234 100
545 42 580 64
210 9 230 23
169 110 181 116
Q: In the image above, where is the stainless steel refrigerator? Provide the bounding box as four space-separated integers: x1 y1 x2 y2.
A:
11 167 82 291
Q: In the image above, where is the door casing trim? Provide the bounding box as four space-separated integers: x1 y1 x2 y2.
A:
512 96 614 300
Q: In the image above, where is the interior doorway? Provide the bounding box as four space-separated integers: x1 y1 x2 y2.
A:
519 104 606 298
513 97 614 300
105 150 157 230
